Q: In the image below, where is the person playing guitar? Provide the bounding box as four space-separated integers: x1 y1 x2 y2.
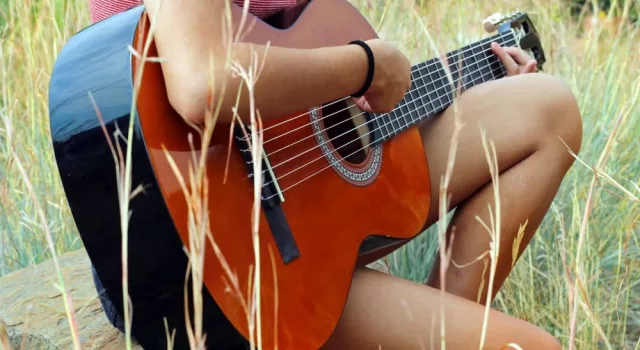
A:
85 0 582 349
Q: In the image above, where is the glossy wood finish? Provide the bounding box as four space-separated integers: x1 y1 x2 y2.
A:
132 1 431 348
48 6 249 349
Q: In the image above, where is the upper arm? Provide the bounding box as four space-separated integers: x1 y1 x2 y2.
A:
140 0 236 122
137 0 369 125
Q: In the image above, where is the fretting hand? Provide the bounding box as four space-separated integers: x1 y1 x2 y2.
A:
491 42 538 76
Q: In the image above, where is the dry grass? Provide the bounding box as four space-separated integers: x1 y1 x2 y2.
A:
1 0 639 349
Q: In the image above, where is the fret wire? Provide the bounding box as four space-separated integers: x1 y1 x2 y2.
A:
431 66 444 112
395 106 402 131
400 103 413 130
395 109 403 133
394 109 402 132
419 62 429 120
415 61 426 124
479 43 490 83
420 65 436 117
371 115 382 141
409 62 420 125
409 69 421 124
392 109 401 132
438 60 450 108
416 63 430 122
384 110 391 137
411 88 421 123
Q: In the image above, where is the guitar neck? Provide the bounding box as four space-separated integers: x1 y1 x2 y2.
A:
369 29 516 144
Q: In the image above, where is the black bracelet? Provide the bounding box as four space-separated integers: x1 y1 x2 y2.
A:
349 40 375 98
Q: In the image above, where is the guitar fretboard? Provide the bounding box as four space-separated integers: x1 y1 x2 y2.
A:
369 30 516 144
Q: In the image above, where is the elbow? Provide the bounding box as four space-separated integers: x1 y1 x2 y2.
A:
162 51 234 125
165 72 209 125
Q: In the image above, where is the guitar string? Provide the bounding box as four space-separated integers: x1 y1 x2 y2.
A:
263 62 507 193
250 31 514 147
253 37 515 179
251 35 516 164
269 67 507 198
240 30 515 142
241 30 514 145
263 50 510 176
261 58 508 195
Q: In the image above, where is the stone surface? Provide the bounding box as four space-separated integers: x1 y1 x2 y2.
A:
0 248 142 350
0 248 391 350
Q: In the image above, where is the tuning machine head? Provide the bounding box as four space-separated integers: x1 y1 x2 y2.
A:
482 10 547 70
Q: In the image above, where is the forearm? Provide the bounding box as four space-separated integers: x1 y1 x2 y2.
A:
143 0 369 125
186 43 369 124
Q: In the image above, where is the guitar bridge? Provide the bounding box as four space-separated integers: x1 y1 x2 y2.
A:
234 125 300 264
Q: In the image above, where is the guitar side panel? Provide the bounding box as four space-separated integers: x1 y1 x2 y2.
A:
48 6 247 348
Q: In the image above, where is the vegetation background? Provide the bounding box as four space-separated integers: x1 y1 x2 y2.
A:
0 0 638 348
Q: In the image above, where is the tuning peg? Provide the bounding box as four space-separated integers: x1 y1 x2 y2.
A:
482 12 503 33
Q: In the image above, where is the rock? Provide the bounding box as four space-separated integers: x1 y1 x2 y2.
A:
0 248 392 350
0 248 142 350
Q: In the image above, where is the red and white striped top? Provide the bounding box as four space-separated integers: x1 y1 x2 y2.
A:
89 0 297 23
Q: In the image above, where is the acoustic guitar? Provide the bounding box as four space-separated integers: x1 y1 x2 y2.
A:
48 1 546 349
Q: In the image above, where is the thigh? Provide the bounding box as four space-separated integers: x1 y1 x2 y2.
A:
321 267 561 350
324 268 560 350
419 72 578 226
357 72 579 265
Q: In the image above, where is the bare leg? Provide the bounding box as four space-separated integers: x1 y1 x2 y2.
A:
322 268 562 349
419 72 582 302
338 72 581 348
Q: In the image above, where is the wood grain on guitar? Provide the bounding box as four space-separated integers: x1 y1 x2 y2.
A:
48 1 546 349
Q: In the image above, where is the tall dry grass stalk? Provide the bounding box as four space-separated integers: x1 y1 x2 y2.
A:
410 7 463 348
566 104 638 350
157 1 273 348
476 131 503 349
88 1 175 348
0 110 81 349
1 0 639 349
410 5 513 349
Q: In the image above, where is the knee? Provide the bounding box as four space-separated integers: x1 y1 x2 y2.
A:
536 73 583 157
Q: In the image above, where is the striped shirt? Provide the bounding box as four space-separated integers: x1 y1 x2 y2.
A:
89 0 298 23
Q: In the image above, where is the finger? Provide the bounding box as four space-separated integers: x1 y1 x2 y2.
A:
353 96 373 113
491 42 518 76
503 47 535 66
523 60 538 74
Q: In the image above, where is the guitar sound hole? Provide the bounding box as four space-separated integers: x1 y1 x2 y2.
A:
320 99 371 165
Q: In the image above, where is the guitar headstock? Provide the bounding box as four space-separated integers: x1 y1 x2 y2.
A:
483 11 546 70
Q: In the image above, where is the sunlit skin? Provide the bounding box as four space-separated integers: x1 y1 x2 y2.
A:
142 0 582 348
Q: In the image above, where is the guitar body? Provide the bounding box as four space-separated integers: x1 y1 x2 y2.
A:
133 1 431 348
50 1 430 349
